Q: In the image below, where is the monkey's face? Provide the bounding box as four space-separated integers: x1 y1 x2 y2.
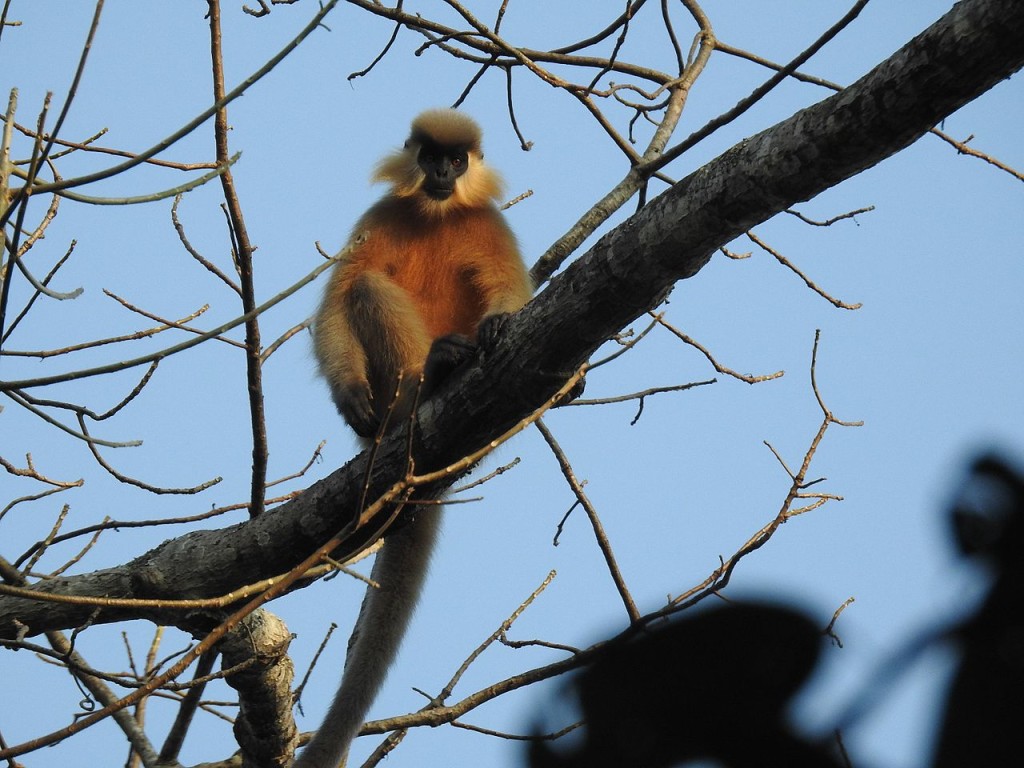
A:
416 139 470 201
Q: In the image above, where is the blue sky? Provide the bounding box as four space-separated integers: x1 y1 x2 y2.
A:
2 2 1022 766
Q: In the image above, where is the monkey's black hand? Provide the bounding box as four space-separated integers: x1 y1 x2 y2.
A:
477 312 512 352
424 334 477 386
336 383 379 439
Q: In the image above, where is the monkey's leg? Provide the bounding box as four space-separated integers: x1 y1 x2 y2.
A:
347 271 432 432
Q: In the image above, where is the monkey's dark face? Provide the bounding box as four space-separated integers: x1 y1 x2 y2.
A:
416 140 470 200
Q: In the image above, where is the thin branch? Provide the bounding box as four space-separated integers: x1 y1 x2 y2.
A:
660 331 862 617
785 205 875 227
348 0 404 80
0 0 340 205
171 194 242 294
345 0 672 86
12 121 218 170
11 492 294 568
158 650 218 764
0 243 342 391
2 298 222 357
653 313 785 384
535 419 640 623
260 319 311 363
746 230 862 310
104 291 243 349
78 412 222 495
452 457 521 493
1 241 76 344
358 570 557 766
930 128 1024 181
551 0 649 54
651 0 872 173
208 0 268 518
4 388 142 447
55 152 238 204
568 380 715 426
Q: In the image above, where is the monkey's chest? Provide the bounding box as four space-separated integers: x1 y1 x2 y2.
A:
388 257 486 340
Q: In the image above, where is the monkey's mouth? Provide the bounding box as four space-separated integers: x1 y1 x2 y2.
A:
424 186 455 200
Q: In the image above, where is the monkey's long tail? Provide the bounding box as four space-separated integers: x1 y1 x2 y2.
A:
294 507 442 768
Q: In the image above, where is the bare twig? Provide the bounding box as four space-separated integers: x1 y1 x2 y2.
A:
930 128 1024 181
359 570 557 766
535 419 640 623
158 650 218 764
208 0 268 518
747 230 862 310
653 313 785 384
3 0 341 203
0 245 341 391
785 205 875 227
659 330 862 616
651 0 872 173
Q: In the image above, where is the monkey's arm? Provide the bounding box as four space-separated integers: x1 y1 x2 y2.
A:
313 272 378 438
474 273 532 349
471 222 534 349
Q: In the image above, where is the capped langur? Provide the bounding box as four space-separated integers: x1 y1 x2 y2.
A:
299 109 533 767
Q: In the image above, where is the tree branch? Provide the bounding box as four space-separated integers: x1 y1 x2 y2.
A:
2 0 1022 639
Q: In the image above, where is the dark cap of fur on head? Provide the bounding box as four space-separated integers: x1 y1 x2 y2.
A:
408 109 483 153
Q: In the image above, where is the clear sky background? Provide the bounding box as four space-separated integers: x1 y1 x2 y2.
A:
2 2 1022 767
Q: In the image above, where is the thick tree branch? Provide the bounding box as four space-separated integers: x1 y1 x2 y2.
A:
2 0 1022 639
220 610 297 767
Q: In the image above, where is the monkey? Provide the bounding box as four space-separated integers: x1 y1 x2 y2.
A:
297 109 533 768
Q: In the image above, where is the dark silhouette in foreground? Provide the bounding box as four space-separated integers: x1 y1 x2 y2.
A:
529 603 840 768
529 453 1024 768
